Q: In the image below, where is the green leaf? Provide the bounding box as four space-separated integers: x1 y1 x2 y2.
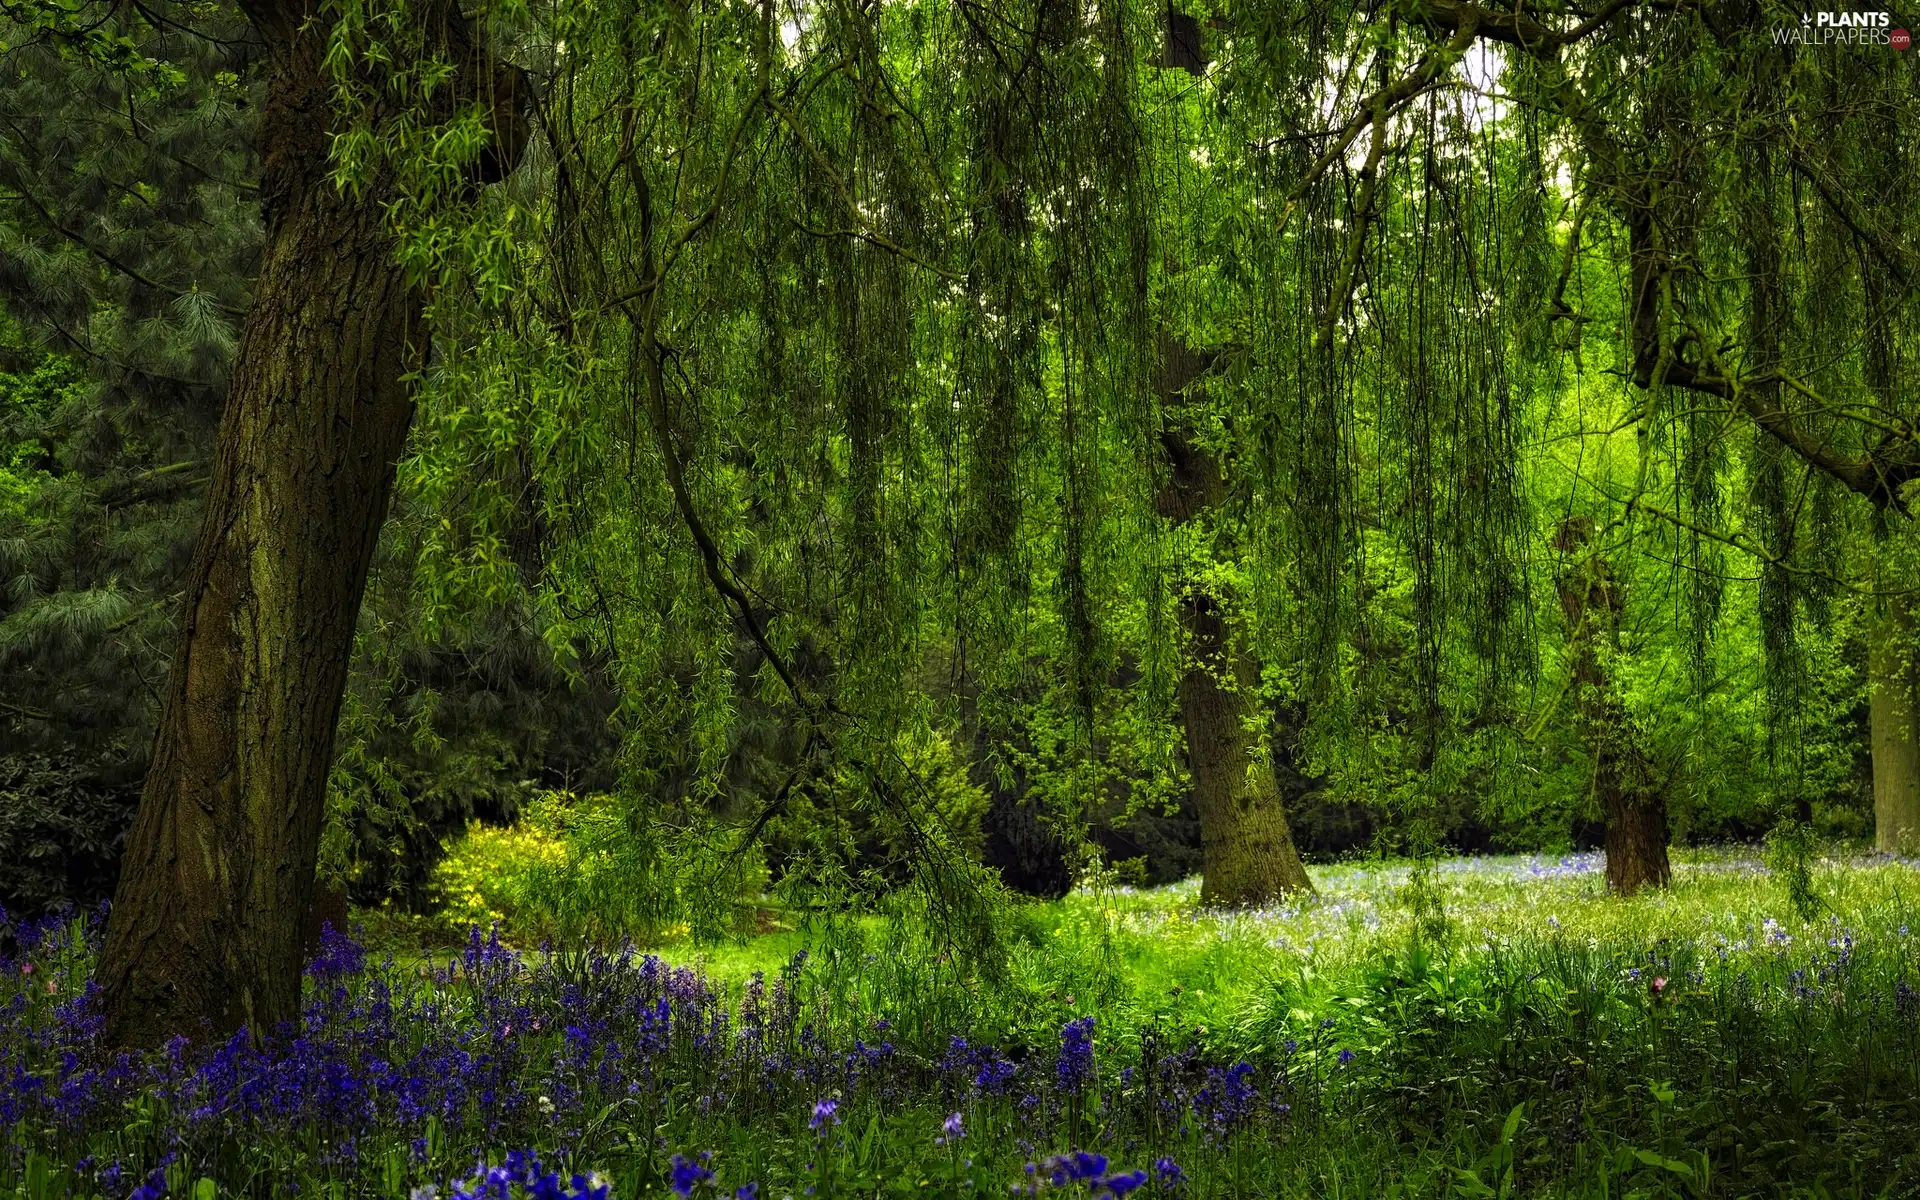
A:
1631 1149 1694 1179
1500 1102 1526 1144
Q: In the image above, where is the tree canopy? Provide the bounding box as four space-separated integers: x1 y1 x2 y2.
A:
0 0 1914 1045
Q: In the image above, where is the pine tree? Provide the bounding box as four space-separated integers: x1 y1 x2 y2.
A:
0 9 257 914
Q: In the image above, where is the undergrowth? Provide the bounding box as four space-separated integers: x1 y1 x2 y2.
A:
2 852 1918 1198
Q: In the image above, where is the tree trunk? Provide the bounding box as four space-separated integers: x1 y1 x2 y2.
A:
1554 517 1669 895
1870 601 1920 855
97 4 523 1049
1156 335 1313 906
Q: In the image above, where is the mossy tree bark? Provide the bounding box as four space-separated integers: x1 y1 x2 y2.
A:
1555 516 1669 894
97 0 523 1049
1156 336 1313 907
1870 600 1920 855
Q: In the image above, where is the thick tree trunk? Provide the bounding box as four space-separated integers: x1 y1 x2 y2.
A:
1156 336 1312 906
97 5 523 1049
1870 601 1920 855
1600 781 1670 894
1554 517 1669 895
96 26 420 1049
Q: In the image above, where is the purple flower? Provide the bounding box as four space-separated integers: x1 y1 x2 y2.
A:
1045 1152 1109 1185
809 1097 839 1131
1337 1048 1356 1066
668 1154 712 1197
1155 1158 1187 1185
942 1111 964 1140
305 923 365 979
1055 1016 1096 1093
1097 1169 1148 1196
1195 1060 1257 1136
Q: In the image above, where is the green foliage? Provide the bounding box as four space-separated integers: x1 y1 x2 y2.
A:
301 0 1913 905
351 852 1920 1197
7 0 1917 929
0 753 135 914
427 790 769 947
0 0 179 75
1764 819 1822 924
0 4 256 912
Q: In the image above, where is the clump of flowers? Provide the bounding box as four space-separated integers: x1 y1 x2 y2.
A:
1056 1017 1096 1093
1194 1060 1257 1138
1012 1152 1148 1196
666 1154 712 1197
451 1151 609 1200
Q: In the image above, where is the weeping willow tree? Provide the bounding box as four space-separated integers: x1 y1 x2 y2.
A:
542 0 1905 868
333 0 1918 912
94 0 1917 1041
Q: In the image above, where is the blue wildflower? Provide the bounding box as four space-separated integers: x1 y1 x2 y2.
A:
1045 1151 1109 1185
1056 1016 1096 1093
1195 1060 1257 1135
668 1154 712 1197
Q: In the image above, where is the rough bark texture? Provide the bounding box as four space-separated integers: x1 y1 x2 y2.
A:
1870 602 1920 855
98 2 524 1049
1555 517 1670 894
1156 336 1313 906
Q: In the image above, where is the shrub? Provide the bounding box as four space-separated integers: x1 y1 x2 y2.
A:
0 755 138 915
429 791 768 946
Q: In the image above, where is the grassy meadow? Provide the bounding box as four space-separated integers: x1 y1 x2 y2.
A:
7 848 1918 1199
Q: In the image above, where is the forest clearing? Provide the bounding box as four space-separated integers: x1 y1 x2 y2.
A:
2 0 1918 1195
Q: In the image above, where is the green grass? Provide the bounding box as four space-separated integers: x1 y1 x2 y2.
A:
339 848 1920 1196
599 847 1917 1050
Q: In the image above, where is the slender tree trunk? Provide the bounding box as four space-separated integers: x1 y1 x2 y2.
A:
1156 335 1312 906
1555 516 1669 894
98 3 523 1049
1870 601 1920 855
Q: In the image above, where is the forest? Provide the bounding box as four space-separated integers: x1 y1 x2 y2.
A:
0 0 1917 1195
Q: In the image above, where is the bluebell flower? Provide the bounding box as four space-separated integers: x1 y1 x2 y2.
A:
809 1097 839 1130
1195 1060 1257 1136
1155 1157 1187 1185
1044 1151 1109 1185
305 923 365 979
1055 1017 1096 1093
668 1154 712 1196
